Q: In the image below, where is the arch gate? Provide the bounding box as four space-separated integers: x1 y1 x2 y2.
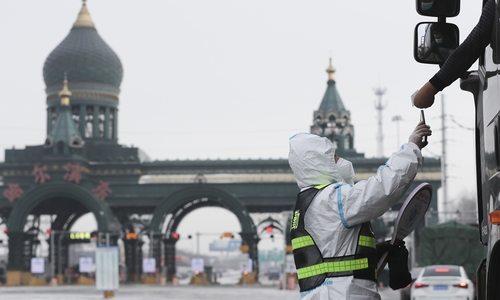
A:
149 185 260 281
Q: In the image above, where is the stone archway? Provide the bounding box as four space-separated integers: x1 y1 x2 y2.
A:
5 181 120 285
149 185 259 282
7 181 119 232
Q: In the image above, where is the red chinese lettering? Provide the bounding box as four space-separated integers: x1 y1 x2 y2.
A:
32 165 51 184
92 181 112 201
64 163 83 184
3 184 24 203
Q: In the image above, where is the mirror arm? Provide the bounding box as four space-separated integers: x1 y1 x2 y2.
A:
437 17 450 68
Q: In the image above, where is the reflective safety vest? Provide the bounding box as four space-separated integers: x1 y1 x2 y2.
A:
290 184 378 292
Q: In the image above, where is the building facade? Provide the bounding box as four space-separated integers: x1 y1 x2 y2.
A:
0 2 440 286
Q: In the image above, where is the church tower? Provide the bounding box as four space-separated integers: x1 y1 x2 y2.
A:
310 59 361 157
43 0 123 144
43 75 85 156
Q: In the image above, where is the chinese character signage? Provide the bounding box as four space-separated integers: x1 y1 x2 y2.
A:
3 184 24 203
64 163 83 184
33 165 51 184
92 181 112 201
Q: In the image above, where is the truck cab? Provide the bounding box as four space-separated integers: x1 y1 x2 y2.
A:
414 0 500 299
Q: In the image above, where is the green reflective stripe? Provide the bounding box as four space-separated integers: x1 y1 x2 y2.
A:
314 184 329 190
297 258 369 280
358 235 376 248
291 236 314 250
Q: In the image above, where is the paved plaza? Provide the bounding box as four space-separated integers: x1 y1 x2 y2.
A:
0 285 297 300
0 284 400 300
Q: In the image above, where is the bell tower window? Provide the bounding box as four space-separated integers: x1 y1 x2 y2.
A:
98 107 105 137
109 109 115 139
85 107 93 138
72 106 80 129
345 134 351 149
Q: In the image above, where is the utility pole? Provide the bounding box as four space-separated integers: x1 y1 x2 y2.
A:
374 87 387 157
441 94 448 223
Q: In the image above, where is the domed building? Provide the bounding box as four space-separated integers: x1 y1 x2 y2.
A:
0 1 442 287
43 2 123 143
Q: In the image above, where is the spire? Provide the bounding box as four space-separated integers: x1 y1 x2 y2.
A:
73 0 95 28
318 59 345 112
326 58 336 81
58 73 72 106
310 59 362 158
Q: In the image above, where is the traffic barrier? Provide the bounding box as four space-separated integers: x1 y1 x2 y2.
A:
189 274 207 285
238 272 256 285
28 276 46 286
141 275 158 284
5 271 21 286
76 275 95 285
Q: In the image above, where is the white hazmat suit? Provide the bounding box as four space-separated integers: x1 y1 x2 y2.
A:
288 132 423 300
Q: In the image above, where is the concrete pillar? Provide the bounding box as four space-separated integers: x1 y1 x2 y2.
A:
124 238 142 282
6 231 24 286
164 238 177 281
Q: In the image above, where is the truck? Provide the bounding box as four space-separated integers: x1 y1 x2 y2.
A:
413 0 500 299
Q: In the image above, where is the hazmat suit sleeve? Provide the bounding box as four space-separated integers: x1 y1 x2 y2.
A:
335 142 423 227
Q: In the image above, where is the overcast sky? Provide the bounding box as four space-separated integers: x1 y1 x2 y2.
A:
0 1 484 254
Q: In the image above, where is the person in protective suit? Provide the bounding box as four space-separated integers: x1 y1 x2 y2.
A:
288 121 431 300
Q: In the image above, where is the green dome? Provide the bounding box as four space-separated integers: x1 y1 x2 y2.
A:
43 26 123 89
43 3 122 90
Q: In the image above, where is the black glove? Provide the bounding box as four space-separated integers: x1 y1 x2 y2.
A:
387 242 412 290
376 241 396 262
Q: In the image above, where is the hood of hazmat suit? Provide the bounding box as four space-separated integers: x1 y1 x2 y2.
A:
288 132 344 189
288 133 423 300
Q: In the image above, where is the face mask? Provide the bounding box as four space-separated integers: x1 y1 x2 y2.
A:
336 158 355 184
435 38 443 44
421 2 433 11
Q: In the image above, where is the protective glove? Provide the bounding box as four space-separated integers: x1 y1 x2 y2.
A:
376 241 396 262
408 122 432 149
387 242 412 290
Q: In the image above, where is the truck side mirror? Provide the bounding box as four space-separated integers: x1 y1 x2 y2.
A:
416 0 460 17
414 22 459 64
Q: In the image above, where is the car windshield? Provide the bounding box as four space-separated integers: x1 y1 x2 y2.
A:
422 266 461 277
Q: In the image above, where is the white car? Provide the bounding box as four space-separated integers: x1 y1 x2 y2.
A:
411 265 474 300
